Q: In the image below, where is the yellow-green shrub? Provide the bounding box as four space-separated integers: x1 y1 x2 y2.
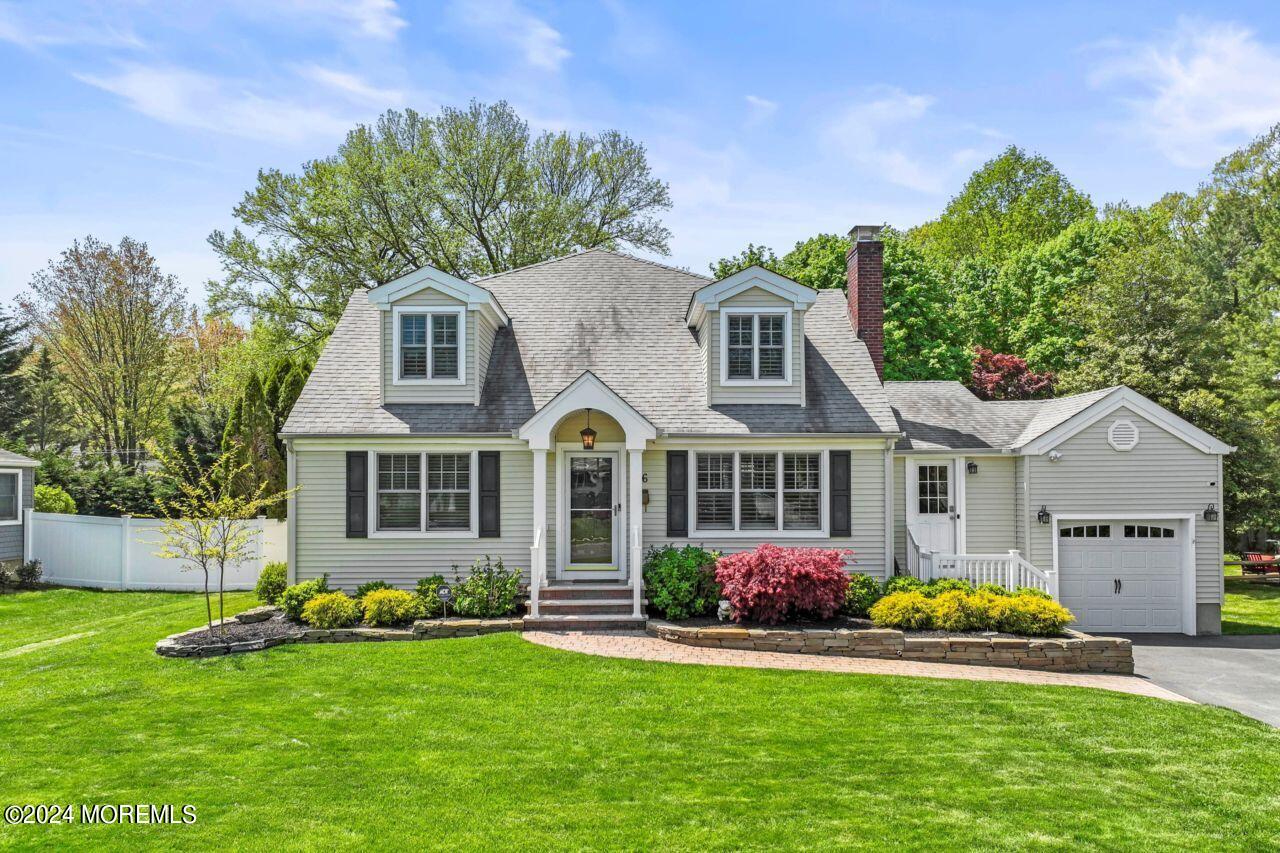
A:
361 588 425 626
931 590 985 632
869 591 934 630
995 595 1074 636
302 591 361 629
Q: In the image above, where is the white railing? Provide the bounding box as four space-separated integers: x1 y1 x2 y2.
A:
529 525 544 618
926 548 1057 596
631 524 643 618
906 526 924 578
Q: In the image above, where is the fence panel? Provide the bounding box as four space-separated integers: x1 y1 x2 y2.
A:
26 510 286 592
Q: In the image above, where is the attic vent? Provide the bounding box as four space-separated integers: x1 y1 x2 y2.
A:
1107 419 1139 451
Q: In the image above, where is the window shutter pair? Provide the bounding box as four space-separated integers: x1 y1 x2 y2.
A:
345 451 501 538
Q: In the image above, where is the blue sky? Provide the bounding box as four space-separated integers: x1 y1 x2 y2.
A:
3 1 1280 305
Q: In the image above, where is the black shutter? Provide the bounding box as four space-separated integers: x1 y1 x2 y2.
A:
666 451 688 537
478 451 500 538
829 451 851 537
346 451 368 538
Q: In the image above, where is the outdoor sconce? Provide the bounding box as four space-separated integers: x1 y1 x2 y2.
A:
966 461 978 475
1037 505 1051 525
1204 503 1219 523
642 489 650 508
580 408 597 450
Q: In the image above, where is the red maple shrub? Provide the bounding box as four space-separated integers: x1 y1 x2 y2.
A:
970 347 1055 400
714 544 852 625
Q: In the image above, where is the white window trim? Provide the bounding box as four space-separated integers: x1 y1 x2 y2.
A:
367 450 478 539
391 305 467 386
0 468 20 526
688 449 828 538
719 307 792 386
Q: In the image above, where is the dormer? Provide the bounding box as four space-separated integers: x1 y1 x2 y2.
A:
686 266 817 406
367 265 509 406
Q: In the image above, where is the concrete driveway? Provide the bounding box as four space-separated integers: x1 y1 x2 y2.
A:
1120 633 1280 726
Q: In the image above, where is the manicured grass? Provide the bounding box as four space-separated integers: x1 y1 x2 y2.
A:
2 589 1280 850
1223 575 1280 634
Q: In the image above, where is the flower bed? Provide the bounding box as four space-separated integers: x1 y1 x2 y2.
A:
647 620 1134 674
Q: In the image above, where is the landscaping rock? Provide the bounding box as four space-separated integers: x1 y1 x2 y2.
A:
234 606 280 624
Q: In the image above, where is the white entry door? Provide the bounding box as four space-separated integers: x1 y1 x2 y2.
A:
559 452 621 580
1057 521 1183 633
907 459 957 554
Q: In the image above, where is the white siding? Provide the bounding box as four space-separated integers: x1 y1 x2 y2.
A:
380 289 477 405
892 456 906 570
706 287 805 406
1024 406 1223 605
964 456 1016 553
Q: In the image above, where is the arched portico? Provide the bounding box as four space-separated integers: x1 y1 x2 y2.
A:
517 372 656 618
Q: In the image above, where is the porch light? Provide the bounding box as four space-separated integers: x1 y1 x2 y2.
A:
1204 503 1219 523
1037 505 1051 525
580 409 597 450
966 461 978 474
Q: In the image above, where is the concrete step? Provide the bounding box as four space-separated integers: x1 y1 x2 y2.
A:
527 599 640 616
539 584 635 601
522 615 648 632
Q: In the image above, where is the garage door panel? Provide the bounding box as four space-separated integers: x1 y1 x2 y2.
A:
1120 550 1149 570
1148 551 1179 571
1057 519 1183 634
1085 551 1115 570
1150 579 1179 601
1085 578 1114 597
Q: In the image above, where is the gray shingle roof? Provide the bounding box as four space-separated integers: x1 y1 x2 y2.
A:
0 448 38 467
884 381 1117 450
283 249 899 437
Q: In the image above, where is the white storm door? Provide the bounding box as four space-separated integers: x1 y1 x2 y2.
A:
560 452 621 579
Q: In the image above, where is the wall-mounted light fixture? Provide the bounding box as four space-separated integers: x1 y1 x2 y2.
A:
1038 505 1051 525
1204 503 1219 523
580 408 597 450
966 461 978 475
1048 450 1063 463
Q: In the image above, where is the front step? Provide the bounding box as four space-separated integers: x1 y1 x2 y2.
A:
527 599 640 616
522 614 648 632
540 584 634 602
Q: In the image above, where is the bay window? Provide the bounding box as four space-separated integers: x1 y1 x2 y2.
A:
373 451 475 535
692 450 825 534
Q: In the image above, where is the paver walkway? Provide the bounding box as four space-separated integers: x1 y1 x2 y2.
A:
524 630 1192 702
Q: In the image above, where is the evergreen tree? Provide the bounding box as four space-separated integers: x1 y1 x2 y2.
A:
222 374 286 518
0 312 31 439
24 346 70 451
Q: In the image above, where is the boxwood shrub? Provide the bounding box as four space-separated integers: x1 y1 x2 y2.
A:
279 575 330 621
643 545 720 620
354 579 393 599
255 561 288 604
843 572 883 618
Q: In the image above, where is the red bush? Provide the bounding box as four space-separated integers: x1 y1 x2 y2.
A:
970 347 1055 400
714 544 852 625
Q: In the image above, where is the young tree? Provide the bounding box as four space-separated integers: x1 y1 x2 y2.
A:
18 237 187 465
210 101 672 344
147 441 294 635
970 347 1056 400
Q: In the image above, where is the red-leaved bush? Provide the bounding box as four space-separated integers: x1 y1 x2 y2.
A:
970 347 1056 400
714 544 852 625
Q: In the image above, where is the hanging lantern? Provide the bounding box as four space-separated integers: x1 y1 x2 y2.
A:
580 408 597 450
1204 503 1219 523
1037 505 1051 525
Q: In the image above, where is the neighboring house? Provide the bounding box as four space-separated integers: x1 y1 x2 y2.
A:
0 448 38 568
281 226 1233 635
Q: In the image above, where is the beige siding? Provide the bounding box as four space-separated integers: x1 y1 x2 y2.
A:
892 456 906 570
475 311 497 400
707 287 805 405
964 456 1016 553
381 289 477 405
1024 406 1223 605
642 442 889 578
1015 455 1028 554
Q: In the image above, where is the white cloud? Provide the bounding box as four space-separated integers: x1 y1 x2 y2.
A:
0 2 143 49
822 88 945 193
75 64 357 144
744 94 777 126
297 65 406 107
278 0 406 41
445 0 570 72
1089 18 1280 168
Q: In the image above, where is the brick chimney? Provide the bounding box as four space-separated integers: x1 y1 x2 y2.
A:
847 225 885 379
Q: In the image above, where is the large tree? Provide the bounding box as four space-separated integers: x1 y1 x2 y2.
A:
210 101 672 344
18 236 187 465
0 311 31 439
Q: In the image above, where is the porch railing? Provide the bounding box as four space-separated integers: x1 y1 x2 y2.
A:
631 524 643 618
529 525 545 618
909 536 1057 598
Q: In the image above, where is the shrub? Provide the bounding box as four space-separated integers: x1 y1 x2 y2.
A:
923 578 973 597
1015 586 1051 600
843 572 883 617
454 556 521 617
869 591 934 630
280 575 330 620
361 588 425 626
930 590 984 632
976 582 1010 596
15 559 42 588
883 575 925 595
714 544 851 625
302 591 361 629
995 595 1073 636
643 545 720 620
416 575 447 617
256 561 288 604
355 580 393 599
34 483 76 514
0 565 10 586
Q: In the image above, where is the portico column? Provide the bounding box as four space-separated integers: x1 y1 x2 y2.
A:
531 447 547 617
628 447 644 618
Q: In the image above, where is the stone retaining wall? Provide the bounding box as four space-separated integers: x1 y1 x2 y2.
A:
156 613 523 658
647 621 1133 674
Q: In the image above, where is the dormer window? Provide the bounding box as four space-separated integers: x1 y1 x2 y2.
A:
722 309 790 383
393 306 466 385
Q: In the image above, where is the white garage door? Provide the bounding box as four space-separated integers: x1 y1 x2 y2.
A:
1057 521 1183 633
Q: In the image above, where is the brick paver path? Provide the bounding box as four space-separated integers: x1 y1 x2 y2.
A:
524 630 1192 702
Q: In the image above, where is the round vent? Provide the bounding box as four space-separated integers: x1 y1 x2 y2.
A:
1107 419 1139 451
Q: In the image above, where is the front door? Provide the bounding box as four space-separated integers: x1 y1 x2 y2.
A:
561 452 620 579
907 458 957 554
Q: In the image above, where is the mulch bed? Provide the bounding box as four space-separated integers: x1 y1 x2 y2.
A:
171 615 304 647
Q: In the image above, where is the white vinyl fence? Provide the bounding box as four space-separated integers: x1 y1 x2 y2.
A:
25 510 286 591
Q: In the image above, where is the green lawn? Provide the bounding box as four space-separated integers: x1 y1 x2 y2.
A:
1223 564 1280 634
2 589 1280 850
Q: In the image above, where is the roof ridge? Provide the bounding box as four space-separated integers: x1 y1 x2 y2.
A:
475 247 710 284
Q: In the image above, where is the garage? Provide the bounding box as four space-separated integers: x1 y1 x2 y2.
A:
1056 520 1186 633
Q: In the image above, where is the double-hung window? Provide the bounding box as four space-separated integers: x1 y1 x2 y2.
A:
373 452 475 534
692 451 824 533
395 308 464 383
723 312 789 381
0 471 18 523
